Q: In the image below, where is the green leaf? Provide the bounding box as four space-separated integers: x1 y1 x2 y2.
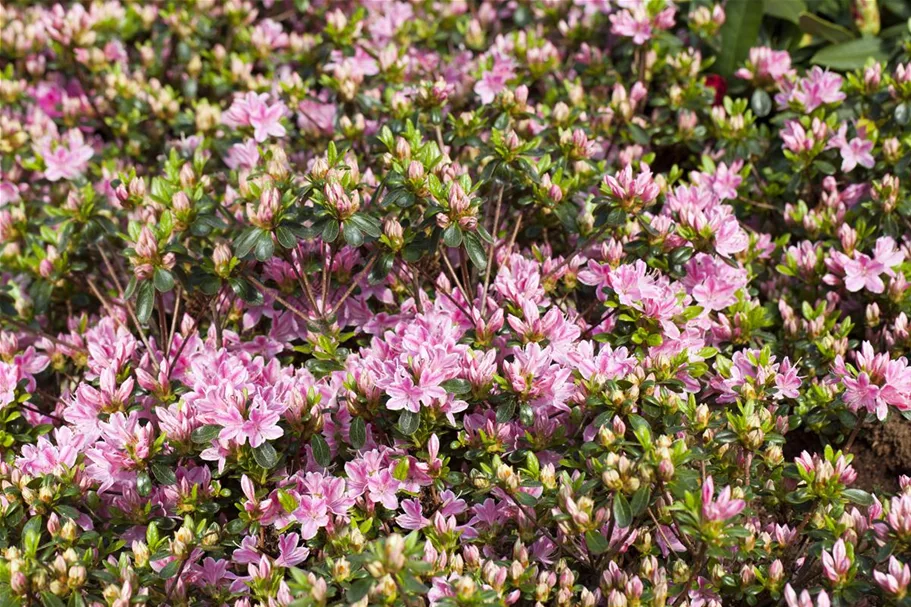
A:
398 410 420 435
349 417 366 449
585 530 610 555
277 489 299 513
253 442 279 469
765 0 806 23
151 462 177 486
811 38 888 70
441 378 471 394
799 12 855 44
613 493 633 528
311 434 331 467
393 457 411 481
153 268 175 293
135 280 155 325
191 424 221 444
717 0 766 77
463 231 487 270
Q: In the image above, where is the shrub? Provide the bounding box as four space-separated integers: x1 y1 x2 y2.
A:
1 1 910 607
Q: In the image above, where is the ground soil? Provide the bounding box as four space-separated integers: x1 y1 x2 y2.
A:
850 416 911 493
782 416 911 494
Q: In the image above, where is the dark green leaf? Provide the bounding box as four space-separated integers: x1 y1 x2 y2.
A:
346 579 373 603
153 268 175 293
585 530 610 555
496 400 516 423
275 226 297 249
613 492 633 528
843 488 874 506
159 559 181 579
253 442 279 469
443 224 462 247
254 231 274 261
812 38 888 70
191 424 221 444
137 471 152 497
463 231 487 270
135 280 155 324
717 0 766 77
349 417 366 449
234 227 262 259
398 410 420 435
765 0 806 23
630 486 651 517
441 378 471 394
151 462 177 486
311 434 331 467
751 89 772 118
799 12 855 44
343 221 364 247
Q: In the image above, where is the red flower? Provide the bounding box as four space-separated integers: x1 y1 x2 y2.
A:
705 74 727 105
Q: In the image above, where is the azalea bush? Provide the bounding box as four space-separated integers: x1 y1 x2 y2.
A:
2 1 911 606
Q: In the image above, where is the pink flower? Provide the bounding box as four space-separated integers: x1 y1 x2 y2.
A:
821 539 852 584
274 533 310 567
224 139 260 170
701 476 745 522
243 403 283 448
367 469 400 510
784 586 831 607
295 496 329 540
38 129 94 181
474 56 516 104
839 136 875 172
223 92 287 142
873 557 910 597
736 47 795 84
396 498 430 530
843 254 886 293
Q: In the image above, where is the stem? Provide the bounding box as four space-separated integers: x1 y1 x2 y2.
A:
94 246 160 371
247 276 312 324
480 185 504 314
844 419 864 452
328 253 379 317
4 319 87 356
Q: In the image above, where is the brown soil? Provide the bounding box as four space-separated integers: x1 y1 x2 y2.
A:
782 416 911 495
850 416 911 494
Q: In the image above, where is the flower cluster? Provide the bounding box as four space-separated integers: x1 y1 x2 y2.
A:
1 1 910 607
